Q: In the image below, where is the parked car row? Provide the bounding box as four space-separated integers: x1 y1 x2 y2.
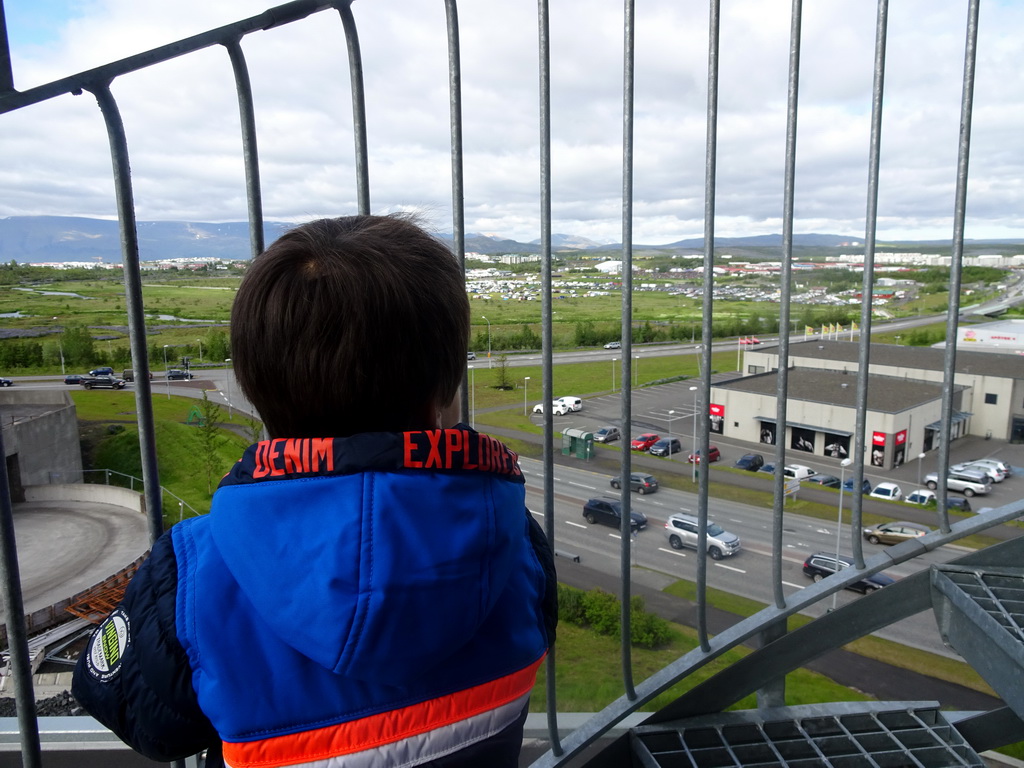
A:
532 396 583 416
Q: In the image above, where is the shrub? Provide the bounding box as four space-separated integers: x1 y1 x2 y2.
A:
582 589 620 636
556 585 674 649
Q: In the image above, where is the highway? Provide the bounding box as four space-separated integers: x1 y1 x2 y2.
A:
519 455 974 659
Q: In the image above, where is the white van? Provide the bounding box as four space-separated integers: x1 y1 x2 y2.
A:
783 464 816 481
557 396 583 412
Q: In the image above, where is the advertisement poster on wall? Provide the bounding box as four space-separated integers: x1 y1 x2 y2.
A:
872 431 887 467
760 421 776 445
893 429 907 467
791 426 815 453
709 404 724 434
823 433 850 459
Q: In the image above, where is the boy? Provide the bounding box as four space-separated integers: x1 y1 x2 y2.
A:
73 214 557 767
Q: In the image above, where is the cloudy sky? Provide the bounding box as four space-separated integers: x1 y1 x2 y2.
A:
2 0 1022 244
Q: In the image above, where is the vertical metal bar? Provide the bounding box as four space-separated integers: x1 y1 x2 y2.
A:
695 0 721 655
935 0 980 534
444 0 471 424
89 83 164 545
336 2 370 214
224 39 265 260
0 432 42 767
618 0 637 701
535 0 562 752
770 0 803 610
0 0 13 94
850 0 889 570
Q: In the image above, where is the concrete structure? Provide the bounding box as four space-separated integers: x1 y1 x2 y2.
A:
0 389 82 500
722 340 1024 468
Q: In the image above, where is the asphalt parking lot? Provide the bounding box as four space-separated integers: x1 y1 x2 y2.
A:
525 379 1024 521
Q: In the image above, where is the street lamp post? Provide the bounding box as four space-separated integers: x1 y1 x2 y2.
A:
469 365 475 429
482 315 491 368
523 376 531 416
667 410 680 461
196 338 203 362
917 452 926 488
634 354 639 387
52 317 65 375
163 345 171 400
225 358 233 419
689 386 698 482
833 457 854 611
611 358 617 392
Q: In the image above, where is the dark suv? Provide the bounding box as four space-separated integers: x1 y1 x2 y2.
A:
80 375 126 390
734 453 764 471
609 472 658 495
582 498 648 532
166 369 194 380
802 552 895 594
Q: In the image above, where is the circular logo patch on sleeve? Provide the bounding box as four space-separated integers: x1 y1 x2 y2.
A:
86 609 131 681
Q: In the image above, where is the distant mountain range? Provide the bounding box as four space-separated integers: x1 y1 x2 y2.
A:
1 215 1021 264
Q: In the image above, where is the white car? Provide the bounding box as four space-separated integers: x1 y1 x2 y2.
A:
870 482 903 501
967 458 1012 477
533 401 569 416
783 465 816 481
905 489 936 506
557 396 583 412
952 461 1005 483
604 341 621 349
924 470 991 497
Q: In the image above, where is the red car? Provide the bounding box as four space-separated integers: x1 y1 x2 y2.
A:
630 433 660 451
688 445 721 464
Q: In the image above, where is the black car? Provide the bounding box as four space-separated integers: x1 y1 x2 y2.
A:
806 474 842 488
946 497 972 513
0 377 12 387
89 367 114 376
734 453 764 471
166 369 194 380
582 498 648 532
648 438 682 457
609 472 659 495
802 552 895 594
64 374 85 385
80 375 127 390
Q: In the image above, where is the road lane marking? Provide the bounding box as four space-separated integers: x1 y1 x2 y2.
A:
657 547 687 558
715 563 746 573
565 521 587 529
782 580 804 589
530 509 543 517
569 481 597 490
609 533 621 539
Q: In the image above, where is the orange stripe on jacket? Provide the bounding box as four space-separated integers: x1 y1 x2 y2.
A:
222 656 544 768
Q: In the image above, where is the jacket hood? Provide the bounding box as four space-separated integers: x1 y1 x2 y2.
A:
207 427 528 687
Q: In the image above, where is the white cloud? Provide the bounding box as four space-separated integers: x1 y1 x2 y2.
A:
1 0 1022 244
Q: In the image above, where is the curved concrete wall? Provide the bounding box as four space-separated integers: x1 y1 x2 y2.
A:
24 483 144 515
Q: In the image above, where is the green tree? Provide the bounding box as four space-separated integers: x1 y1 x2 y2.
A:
494 353 512 390
195 391 225 495
61 323 96 366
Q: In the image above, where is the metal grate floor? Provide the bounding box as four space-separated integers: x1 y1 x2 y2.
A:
631 703 984 767
937 568 1024 642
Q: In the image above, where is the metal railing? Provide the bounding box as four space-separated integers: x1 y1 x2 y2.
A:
1 1 1021 766
46 468 203 521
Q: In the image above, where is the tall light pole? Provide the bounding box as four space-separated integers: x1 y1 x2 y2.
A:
52 317 65 375
225 358 233 419
634 354 639 387
689 385 698 482
523 376 531 416
482 315 491 368
667 410 680 461
196 338 203 362
833 457 854 611
163 345 171 399
469 365 475 429
611 358 617 392
917 452 926 488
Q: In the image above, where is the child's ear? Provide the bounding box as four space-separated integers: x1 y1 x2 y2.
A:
438 389 462 428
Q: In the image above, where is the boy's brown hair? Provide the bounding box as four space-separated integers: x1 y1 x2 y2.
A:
231 214 469 437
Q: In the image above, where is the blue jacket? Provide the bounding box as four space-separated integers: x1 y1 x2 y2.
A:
73 427 556 767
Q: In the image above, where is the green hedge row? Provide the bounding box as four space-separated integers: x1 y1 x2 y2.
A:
557 584 675 649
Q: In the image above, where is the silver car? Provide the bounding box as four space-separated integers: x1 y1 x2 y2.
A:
924 470 991 497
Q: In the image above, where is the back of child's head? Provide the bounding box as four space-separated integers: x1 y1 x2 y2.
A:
231 214 469 437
